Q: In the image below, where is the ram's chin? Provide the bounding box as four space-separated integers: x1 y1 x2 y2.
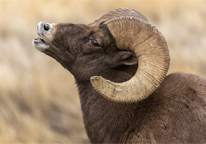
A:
32 37 49 52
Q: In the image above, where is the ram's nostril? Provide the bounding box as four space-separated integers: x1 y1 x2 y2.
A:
44 23 50 31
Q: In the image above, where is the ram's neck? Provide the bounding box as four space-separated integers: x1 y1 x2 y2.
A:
76 65 140 143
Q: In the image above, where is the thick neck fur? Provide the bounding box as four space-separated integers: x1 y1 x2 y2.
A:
76 65 140 143
75 66 206 143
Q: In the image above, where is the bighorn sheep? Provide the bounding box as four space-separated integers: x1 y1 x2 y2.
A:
33 8 206 143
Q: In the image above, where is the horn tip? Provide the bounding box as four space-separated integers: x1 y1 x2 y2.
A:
90 76 103 86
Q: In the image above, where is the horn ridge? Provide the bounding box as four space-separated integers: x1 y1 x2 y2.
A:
90 15 170 103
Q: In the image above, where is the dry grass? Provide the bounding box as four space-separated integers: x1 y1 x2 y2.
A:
0 0 206 143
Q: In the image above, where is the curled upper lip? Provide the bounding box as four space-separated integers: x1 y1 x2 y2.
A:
37 21 44 37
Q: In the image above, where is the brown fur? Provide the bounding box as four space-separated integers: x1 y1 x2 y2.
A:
39 22 206 143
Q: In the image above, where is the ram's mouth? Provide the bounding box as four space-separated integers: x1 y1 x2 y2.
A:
33 22 55 51
34 37 46 43
33 36 49 51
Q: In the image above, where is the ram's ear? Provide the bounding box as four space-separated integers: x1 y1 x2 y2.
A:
104 51 138 68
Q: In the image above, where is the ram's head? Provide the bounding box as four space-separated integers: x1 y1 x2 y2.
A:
33 8 170 103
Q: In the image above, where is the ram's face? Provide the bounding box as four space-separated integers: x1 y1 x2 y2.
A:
33 22 119 81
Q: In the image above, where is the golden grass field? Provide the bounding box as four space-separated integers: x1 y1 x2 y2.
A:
0 0 206 143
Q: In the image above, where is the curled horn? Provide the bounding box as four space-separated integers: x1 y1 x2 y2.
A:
89 8 148 26
90 12 170 103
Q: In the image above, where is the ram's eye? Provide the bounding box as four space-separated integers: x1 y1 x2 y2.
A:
90 39 100 47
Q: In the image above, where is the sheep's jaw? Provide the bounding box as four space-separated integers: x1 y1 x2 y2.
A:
33 22 55 52
33 37 49 51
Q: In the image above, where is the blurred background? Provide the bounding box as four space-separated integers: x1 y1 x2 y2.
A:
0 0 206 143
